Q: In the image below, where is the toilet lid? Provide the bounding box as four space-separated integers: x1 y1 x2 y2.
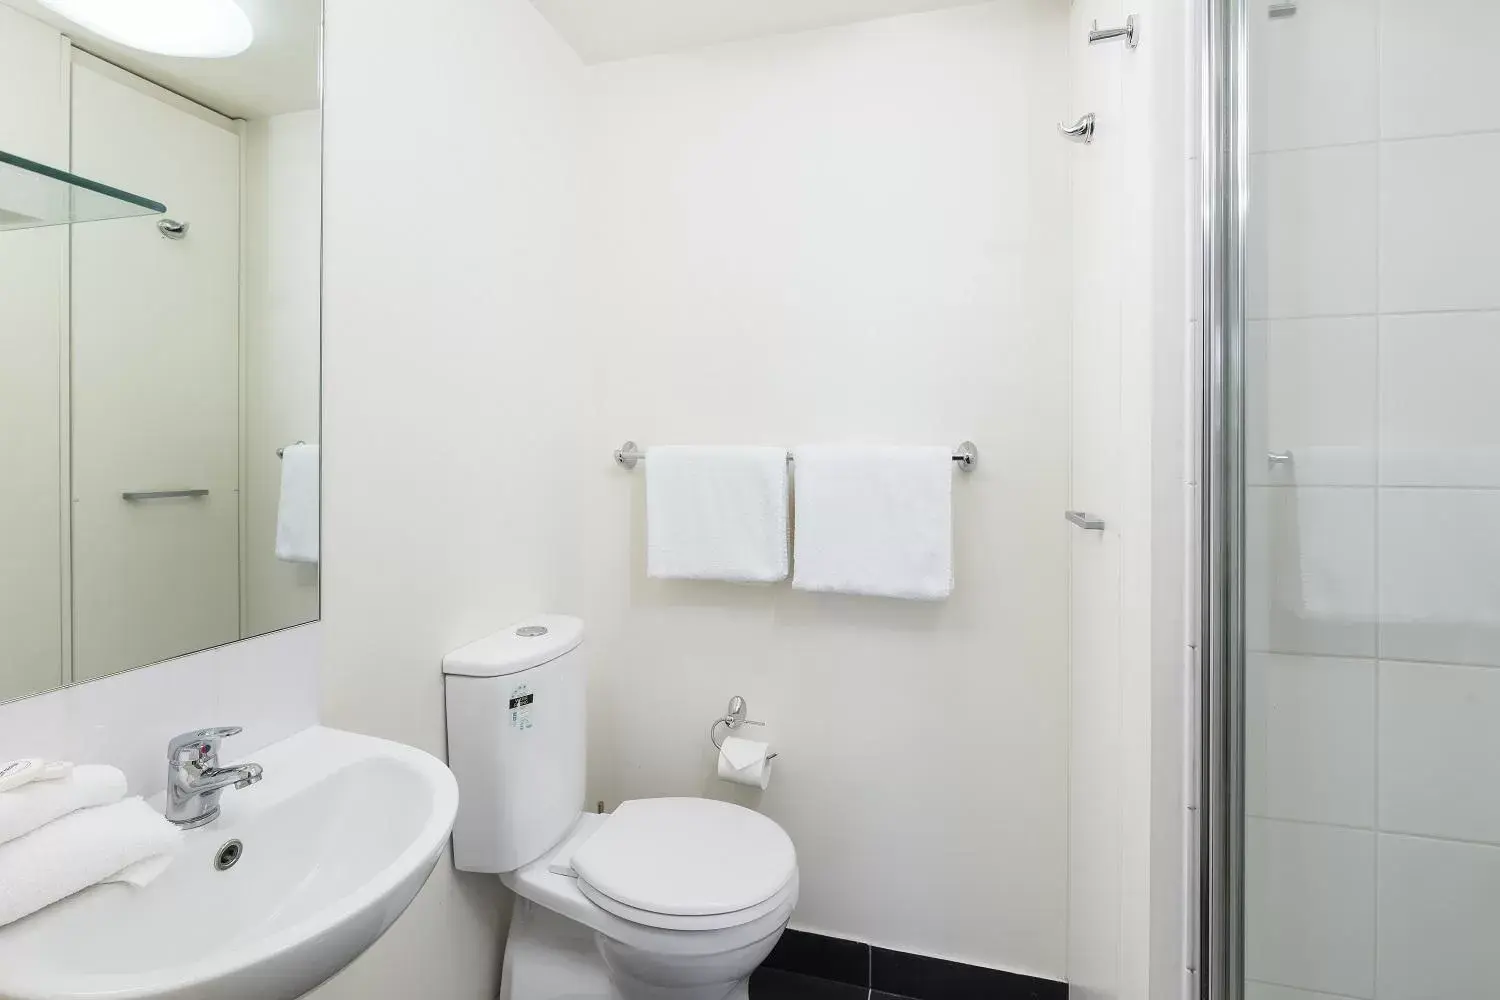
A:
572 797 796 917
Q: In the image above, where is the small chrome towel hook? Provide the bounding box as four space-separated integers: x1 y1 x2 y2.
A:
1088 14 1139 48
1058 113 1097 144
710 696 778 760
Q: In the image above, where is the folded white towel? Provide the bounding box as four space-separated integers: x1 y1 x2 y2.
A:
0 764 125 847
0 797 182 927
275 442 320 564
646 446 789 583
792 445 954 600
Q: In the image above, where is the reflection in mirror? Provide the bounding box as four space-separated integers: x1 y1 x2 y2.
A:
0 0 321 703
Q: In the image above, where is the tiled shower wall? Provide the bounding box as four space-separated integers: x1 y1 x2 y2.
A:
1242 1 1500 998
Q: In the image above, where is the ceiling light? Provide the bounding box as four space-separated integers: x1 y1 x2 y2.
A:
37 0 253 59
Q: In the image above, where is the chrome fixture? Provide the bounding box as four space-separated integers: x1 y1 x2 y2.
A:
1058 112 1097 144
276 440 307 458
1064 510 1106 531
1267 451 1293 465
1088 14 1140 48
613 440 978 471
156 218 189 240
121 488 210 501
165 727 263 829
1268 2 1297 16
710 696 778 761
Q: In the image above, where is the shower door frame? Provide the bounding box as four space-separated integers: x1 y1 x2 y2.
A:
1199 0 1247 999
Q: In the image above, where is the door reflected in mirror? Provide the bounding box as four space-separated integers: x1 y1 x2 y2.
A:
0 0 321 702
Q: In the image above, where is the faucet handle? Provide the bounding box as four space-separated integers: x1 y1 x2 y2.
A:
167 727 243 764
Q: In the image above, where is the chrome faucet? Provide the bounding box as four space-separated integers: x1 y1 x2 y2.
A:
165 727 263 829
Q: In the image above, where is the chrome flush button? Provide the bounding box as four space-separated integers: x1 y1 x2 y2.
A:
515 625 549 638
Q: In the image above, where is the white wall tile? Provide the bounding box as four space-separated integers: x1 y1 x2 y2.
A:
1245 818 1376 998
1249 0 1378 152
1377 833 1500 1000
1380 660 1500 842
1246 653 1375 827
1380 0 1500 139
1381 133 1500 314
1247 487 1377 657
1379 311 1500 487
1379 489 1500 667
1247 145 1378 320
1247 318 1377 487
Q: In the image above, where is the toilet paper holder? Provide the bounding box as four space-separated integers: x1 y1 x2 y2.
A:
710 696 779 760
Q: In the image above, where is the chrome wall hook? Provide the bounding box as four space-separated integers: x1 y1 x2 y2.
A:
157 218 189 240
1088 14 1139 48
1058 113 1097 144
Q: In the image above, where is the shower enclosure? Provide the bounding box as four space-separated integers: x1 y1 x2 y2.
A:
1201 1 1500 998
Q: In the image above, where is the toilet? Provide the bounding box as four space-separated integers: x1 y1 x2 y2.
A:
443 616 799 1000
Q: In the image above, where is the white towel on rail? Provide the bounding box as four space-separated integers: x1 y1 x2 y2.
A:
646 446 789 583
792 445 953 600
275 443 320 564
0 797 183 928
0 764 126 847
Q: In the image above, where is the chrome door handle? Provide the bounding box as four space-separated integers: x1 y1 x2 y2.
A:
1058 113 1096 143
1065 510 1106 531
121 489 210 501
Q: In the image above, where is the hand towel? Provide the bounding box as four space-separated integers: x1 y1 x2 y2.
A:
0 764 125 847
792 445 953 600
0 797 183 927
646 446 789 582
275 442 320 564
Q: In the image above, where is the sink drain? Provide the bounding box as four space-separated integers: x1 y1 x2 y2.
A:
214 839 243 871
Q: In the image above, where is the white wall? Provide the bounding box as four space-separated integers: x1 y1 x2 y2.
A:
243 109 322 638
0 4 67 701
315 0 586 996
1243 1 1500 997
1066 0 1191 998
578 1 1071 977
0 623 320 795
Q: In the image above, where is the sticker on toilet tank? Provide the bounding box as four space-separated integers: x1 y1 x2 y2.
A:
509 684 534 730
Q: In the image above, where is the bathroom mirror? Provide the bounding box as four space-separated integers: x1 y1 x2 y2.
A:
0 0 321 703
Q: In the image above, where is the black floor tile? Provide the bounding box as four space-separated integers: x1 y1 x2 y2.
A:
752 967 869 1000
871 947 1066 1000
762 928 871 987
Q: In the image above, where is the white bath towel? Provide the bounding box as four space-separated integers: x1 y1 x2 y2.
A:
275 442 320 564
0 764 126 847
792 445 953 600
646 446 789 582
0 797 182 927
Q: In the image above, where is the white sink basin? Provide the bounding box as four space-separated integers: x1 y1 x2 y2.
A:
0 726 458 1000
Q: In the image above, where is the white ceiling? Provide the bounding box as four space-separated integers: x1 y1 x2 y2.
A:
2 0 319 120
530 0 995 64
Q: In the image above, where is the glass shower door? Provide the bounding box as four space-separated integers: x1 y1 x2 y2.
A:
1224 1 1500 999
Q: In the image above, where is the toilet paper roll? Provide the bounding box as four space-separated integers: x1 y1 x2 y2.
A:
716 736 773 789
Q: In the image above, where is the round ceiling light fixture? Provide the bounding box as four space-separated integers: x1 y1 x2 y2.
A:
37 0 253 59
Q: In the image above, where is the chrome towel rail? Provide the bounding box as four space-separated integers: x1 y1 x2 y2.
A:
122 489 209 501
276 440 307 458
613 440 978 471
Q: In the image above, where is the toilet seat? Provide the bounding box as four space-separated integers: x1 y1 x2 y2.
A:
577 869 797 932
571 797 797 931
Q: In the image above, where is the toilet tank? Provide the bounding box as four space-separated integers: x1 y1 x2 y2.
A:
443 615 586 873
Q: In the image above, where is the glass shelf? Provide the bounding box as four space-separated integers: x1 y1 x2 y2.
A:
0 149 165 232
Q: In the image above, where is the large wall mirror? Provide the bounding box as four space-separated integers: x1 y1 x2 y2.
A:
0 1 321 703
